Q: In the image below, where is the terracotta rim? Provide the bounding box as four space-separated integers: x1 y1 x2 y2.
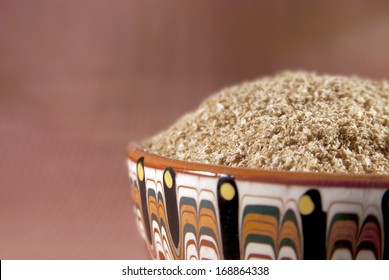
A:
128 145 389 188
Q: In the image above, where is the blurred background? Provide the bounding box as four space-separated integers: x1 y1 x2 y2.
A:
1 0 389 259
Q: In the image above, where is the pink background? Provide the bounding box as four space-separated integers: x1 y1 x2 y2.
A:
1 0 389 259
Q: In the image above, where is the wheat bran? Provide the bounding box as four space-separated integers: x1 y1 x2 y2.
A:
143 71 389 173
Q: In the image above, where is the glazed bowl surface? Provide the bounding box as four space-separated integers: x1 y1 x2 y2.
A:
127 146 389 260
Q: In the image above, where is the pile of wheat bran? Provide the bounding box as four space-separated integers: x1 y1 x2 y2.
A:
143 71 389 173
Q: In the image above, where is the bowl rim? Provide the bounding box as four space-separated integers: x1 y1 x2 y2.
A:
128 145 389 188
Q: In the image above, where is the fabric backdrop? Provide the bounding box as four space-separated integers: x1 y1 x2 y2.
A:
1 0 389 259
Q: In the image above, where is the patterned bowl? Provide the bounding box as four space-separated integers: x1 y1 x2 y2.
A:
127 146 389 260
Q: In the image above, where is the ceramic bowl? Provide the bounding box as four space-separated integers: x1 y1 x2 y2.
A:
127 146 389 260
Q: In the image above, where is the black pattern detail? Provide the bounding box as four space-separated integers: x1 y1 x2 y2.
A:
300 189 327 260
217 175 240 260
163 167 180 248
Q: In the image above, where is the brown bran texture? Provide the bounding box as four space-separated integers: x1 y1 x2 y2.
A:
143 71 389 174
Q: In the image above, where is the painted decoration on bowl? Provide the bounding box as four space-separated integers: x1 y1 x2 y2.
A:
128 157 389 260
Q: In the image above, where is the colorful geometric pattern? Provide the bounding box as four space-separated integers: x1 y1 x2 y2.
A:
128 157 389 260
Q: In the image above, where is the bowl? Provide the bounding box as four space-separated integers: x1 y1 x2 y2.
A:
127 146 389 260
